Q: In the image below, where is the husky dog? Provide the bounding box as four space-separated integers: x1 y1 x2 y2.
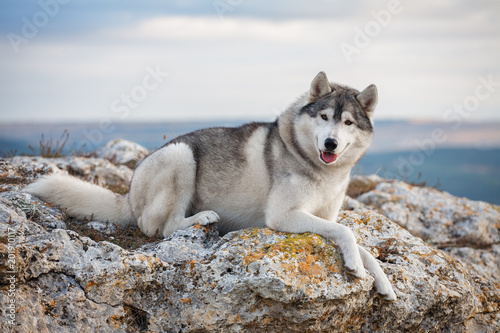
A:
25 72 396 300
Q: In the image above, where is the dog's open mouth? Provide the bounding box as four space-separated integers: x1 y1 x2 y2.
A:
320 151 338 164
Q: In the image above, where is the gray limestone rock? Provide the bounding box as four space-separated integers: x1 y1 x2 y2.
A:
95 139 150 168
355 178 500 281
0 196 498 332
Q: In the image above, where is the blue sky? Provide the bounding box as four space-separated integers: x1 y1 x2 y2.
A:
1 0 499 123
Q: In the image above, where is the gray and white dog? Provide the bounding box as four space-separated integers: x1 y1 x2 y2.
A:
25 72 396 300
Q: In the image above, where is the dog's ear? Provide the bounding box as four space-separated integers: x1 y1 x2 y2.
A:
356 84 378 118
308 72 332 103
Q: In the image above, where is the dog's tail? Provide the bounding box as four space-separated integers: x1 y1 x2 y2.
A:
24 173 135 227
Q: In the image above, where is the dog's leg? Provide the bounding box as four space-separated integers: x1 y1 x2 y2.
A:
162 210 220 236
266 210 366 279
137 194 220 238
131 143 219 237
358 246 397 301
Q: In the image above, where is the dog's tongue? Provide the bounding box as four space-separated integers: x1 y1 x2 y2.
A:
321 151 337 163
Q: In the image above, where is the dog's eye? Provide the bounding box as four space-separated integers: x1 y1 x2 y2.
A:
345 120 353 126
321 114 328 121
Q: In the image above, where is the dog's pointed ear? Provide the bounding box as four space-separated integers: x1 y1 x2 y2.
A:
308 71 332 103
356 84 378 118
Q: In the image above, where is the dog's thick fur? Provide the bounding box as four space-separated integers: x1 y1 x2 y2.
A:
25 72 396 300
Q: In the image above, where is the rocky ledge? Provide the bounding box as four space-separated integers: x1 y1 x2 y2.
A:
0 140 499 332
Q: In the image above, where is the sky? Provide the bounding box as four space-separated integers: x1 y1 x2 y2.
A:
1 0 499 123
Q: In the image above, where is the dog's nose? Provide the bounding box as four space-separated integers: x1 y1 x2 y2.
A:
324 138 338 151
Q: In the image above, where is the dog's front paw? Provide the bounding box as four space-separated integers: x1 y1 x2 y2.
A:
374 276 397 301
194 210 220 226
344 256 366 279
381 288 397 302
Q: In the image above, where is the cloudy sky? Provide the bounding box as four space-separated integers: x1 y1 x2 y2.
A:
1 0 499 123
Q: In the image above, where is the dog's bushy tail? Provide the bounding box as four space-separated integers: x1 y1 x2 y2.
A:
24 173 135 227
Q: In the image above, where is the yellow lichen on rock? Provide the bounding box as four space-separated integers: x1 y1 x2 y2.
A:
242 230 343 288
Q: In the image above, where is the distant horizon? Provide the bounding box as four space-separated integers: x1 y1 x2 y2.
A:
2 119 500 155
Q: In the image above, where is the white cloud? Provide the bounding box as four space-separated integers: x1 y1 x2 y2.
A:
1 3 500 123
102 16 350 44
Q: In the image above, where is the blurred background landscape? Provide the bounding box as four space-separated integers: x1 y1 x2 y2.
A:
1 120 499 204
1 1 499 203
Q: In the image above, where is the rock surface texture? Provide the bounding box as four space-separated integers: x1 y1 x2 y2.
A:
0 142 499 332
95 139 150 168
353 175 500 282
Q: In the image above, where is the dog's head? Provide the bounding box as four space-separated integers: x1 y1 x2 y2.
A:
296 71 377 167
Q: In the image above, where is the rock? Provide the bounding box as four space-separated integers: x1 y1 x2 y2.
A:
95 139 150 168
343 195 368 211
19 272 131 332
355 178 500 281
1 187 499 332
66 156 133 187
3 156 133 190
446 245 500 282
0 191 66 231
86 221 118 235
347 174 386 199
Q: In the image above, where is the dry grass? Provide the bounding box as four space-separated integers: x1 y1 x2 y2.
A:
64 215 160 250
104 183 130 195
0 175 28 185
346 177 379 198
28 129 87 158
